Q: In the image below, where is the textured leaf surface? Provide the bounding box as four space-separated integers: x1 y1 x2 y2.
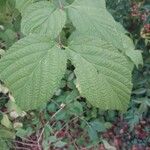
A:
15 0 34 14
0 35 66 110
21 1 66 38
68 0 134 51
67 36 132 111
1 114 12 129
0 0 16 23
0 127 15 139
0 140 8 150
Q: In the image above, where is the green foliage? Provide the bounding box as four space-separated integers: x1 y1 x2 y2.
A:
21 1 67 37
0 35 67 110
0 0 143 111
125 50 143 68
0 0 16 24
0 140 8 150
67 35 133 111
1 114 12 129
15 0 34 13
0 29 17 48
0 0 149 149
68 0 122 50
87 120 106 141
0 127 15 139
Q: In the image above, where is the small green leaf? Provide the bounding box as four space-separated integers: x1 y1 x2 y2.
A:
125 50 143 68
138 103 148 114
102 140 116 150
89 120 106 132
0 127 15 139
55 110 67 120
0 49 5 56
87 126 98 141
54 141 66 148
64 90 79 104
6 101 22 115
16 128 33 138
69 101 83 115
44 124 53 139
47 103 57 113
1 114 12 129
49 136 57 143
0 29 17 48
132 88 146 95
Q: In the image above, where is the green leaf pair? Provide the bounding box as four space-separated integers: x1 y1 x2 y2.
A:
0 0 143 111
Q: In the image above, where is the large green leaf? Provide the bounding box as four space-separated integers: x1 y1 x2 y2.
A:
0 35 67 110
21 1 66 38
67 36 132 111
68 0 133 51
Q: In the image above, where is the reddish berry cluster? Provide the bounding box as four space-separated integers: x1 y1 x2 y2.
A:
144 24 150 33
131 2 149 22
102 118 150 150
131 3 140 17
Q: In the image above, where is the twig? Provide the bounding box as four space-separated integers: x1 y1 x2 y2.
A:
68 131 80 150
13 140 38 147
16 136 38 144
13 146 30 150
54 116 79 136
